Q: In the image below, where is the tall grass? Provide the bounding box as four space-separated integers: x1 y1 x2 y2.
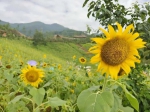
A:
0 38 91 65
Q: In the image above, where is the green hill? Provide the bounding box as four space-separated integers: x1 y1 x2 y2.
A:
0 20 86 37
0 38 92 65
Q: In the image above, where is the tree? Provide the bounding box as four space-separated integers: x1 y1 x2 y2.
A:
32 30 46 46
83 0 150 41
83 0 150 112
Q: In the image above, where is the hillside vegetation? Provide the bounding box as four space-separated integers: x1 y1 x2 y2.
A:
0 20 86 37
0 38 92 65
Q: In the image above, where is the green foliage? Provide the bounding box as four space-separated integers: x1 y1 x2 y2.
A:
83 0 150 112
32 30 47 46
119 84 139 112
29 88 45 105
48 97 66 107
122 64 150 112
77 87 114 112
83 0 150 41
77 79 138 112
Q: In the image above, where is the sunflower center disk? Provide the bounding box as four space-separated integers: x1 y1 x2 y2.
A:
101 38 129 66
26 70 39 82
81 59 85 62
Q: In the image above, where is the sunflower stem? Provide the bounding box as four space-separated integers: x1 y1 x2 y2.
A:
22 97 35 112
0 106 4 112
102 74 107 92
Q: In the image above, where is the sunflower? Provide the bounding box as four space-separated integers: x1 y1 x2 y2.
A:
42 62 47 67
89 23 146 79
72 55 76 60
79 57 86 64
20 65 44 87
43 54 47 58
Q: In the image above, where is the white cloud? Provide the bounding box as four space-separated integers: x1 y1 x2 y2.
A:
0 0 148 31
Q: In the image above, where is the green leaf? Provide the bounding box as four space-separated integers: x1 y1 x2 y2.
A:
82 0 89 7
29 88 45 105
120 106 134 112
110 93 120 112
121 84 139 112
87 11 92 18
42 81 52 87
77 89 114 112
48 97 66 107
8 95 24 104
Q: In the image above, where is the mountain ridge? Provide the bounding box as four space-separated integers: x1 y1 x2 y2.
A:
0 20 85 37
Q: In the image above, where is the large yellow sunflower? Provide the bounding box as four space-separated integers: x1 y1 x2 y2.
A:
89 23 146 79
20 65 44 87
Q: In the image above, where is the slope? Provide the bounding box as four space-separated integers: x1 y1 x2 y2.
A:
0 38 90 66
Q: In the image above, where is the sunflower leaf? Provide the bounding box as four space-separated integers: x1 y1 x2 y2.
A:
48 97 66 107
8 95 24 104
29 87 45 106
77 88 114 112
120 84 139 112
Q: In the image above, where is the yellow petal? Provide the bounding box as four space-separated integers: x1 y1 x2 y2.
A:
121 63 131 74
89 45 99 51
131 38 146 49
128 55 141 63
108 25 116 38
128 33 139 41
99 61 109 74
122 24 134 35
89 49 100 54
91 38 104 45
116 22 123 34
108 65 120 80
90 54 100 64
129 48 140 58
124 58 135 68
99 27 110 38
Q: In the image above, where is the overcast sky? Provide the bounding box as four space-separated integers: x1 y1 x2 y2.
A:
0 0 148 31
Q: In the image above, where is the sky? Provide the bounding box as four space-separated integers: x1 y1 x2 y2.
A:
0 0 149 31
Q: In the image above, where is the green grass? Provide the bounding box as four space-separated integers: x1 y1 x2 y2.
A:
0 38 91 65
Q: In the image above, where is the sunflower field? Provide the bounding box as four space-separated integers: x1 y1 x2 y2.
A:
1 0 150 112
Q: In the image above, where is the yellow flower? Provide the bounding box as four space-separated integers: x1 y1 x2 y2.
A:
58 64 62 70
70 89 74 93
20 65 44 87
65 77 69 82
72 82 76 86
42 62 47 67
81 82 84 84
72 55 76 60
89 23 146 79
79 57 86 64
68 66 72 70
0 56 2 60
51 63 56 67
43 54 47 58
87 71 92 77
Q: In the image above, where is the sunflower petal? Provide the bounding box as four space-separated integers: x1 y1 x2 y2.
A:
108 25 116 38
116 22 123 34
91 38 104 44
109 65 120 80
129 48 140 58
90 54 100 64
89 45 99 51
124 59 135 68
99 27 110 38
128 55 141 63
131 38 146 48
122 24 134 35
121 63 131 74
128 33 139 41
